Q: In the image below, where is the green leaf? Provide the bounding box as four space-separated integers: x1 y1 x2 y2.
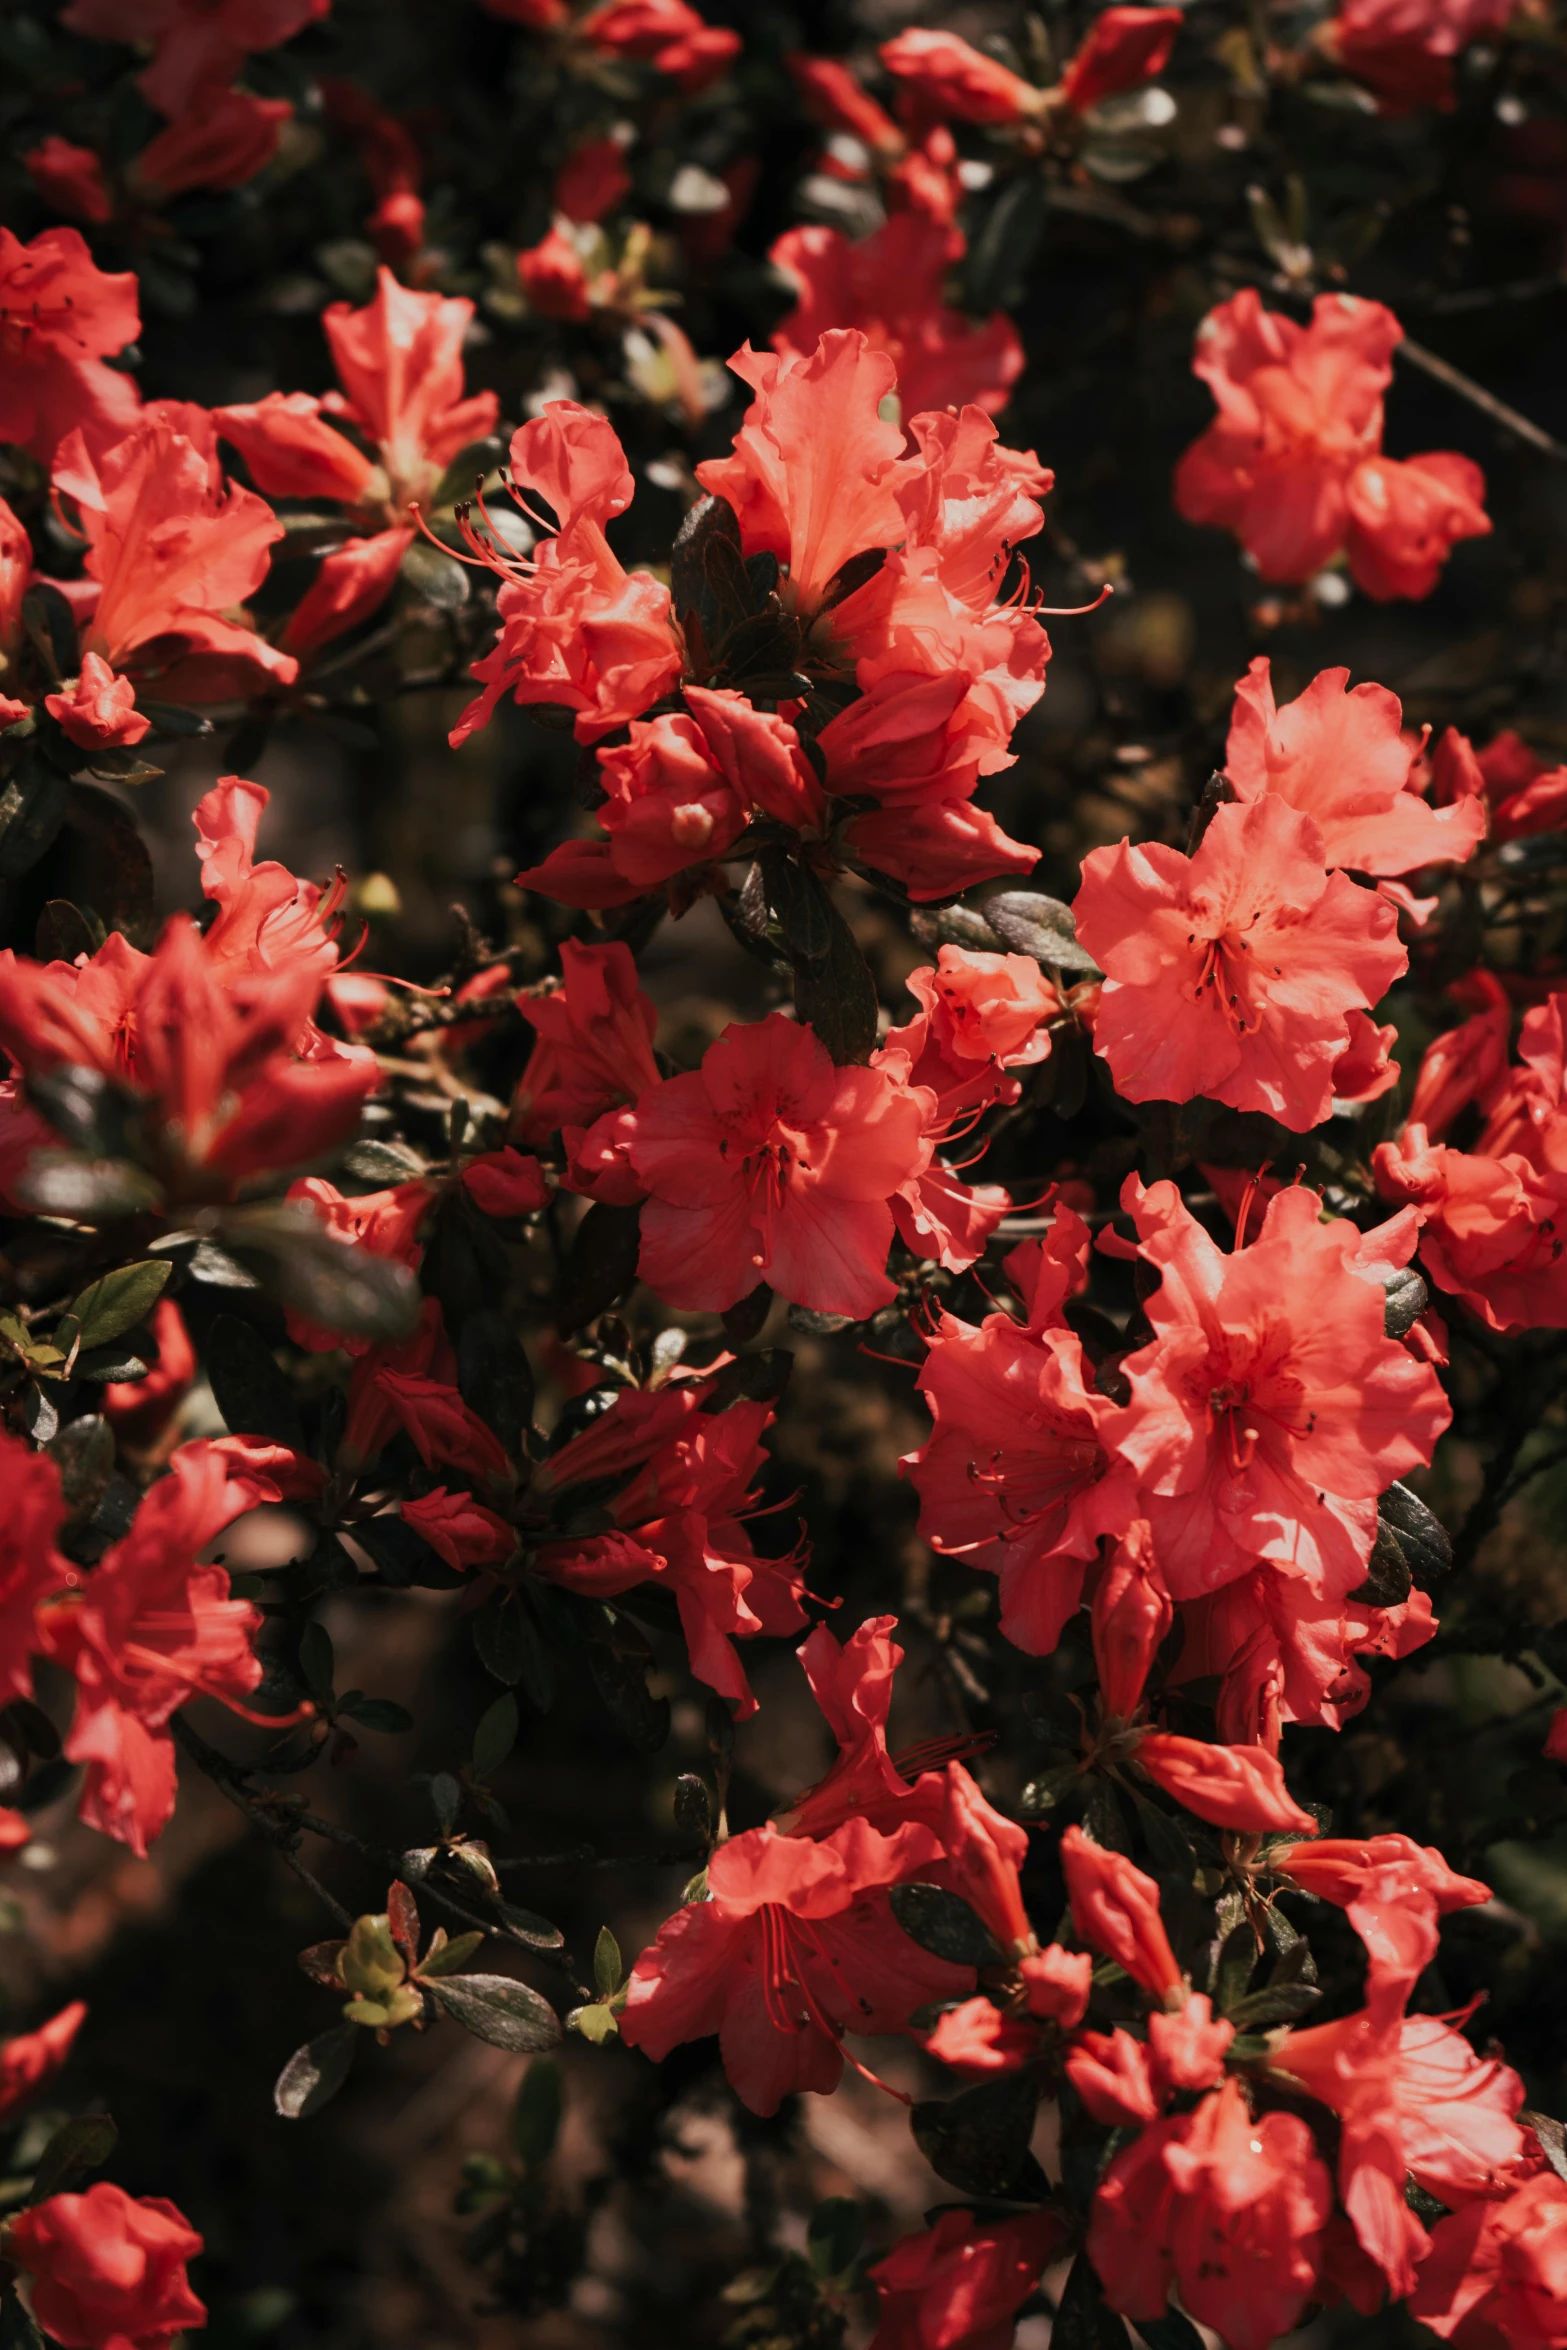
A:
16 1154 163 1220
207 1314 306 1450
46 1415 115 1523
274 2025 357 2120
457 1310 535 1456
556 1201 643 1335
473 1691 518 1779
512 2057 563 2166
1225 1981 1322 2029
758 849 878 1066
72 1347 146 1383
416 1930 485 1979
806 2197 862 2282
61 1259 170 1354
428 1973 562 2053
28 2113 118 2203
340 1696 413 1735
593 1925 622 1998
963 171 1049 311
0 2291 45 2350
888 1883 1005 1967
910 2072 1042 2198
34 901 101 963
55 781 157 944
340 1914 404 1999
985 890 1103 977
0 744 68 880
400 535 470 609
472 1590 527 1686
584 1606 669 1754
497 1903 566 1953
570 2001 619 2044
214 1205 421 1343
1131 2307 1209 2350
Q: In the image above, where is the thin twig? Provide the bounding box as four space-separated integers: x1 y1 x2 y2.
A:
172 1716 355 1928
1398 336 1567 465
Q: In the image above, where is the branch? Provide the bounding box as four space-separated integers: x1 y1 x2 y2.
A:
172 1716 354 1929
1397 335 1567 466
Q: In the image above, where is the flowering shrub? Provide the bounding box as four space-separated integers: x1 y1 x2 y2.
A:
0 2 1562 2347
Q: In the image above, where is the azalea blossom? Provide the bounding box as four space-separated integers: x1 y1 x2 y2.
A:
1331 0 1516 114
878 29 1042 125
5 2181 206 2350
626 1012 931 1318
0 2002 87 2123
1099 1178 1451 1597
1174 289 1490 597
866 2209 1067 2350
1073 793 1407 1131
0 226 141 463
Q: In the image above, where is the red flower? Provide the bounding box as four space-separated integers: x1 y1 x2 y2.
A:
320 269 500 511
887 946 1062 1117
905 1209 1131 1653
0 2002 86 2122
1021 1942 1091 2024
581 1 739 88
555 137 632 224
1102 1178 1450 1597
401 1488 517 1570
44 652 149 750
451 402 679 747
1087 2078 1333 2350
1074 794 1407 1131
1332 0 1515 114
0 227 140 464
103 1297 198 1449
878 29 1042 125
1090 1521 1171 1717
1272 1830 1491 1916
1060 1827 1182 2000
1374 1125 1567 1332
60 0 328 117
1408 2170 1567 2348
1175 288 1488 596
1344 450 1491 601
867 2208 1067 2350
53 414 297 704
1068 2027 1161 2124
1134 1730 1318 1835
23 138 112 226
36 1440 285 1855
626 1012 930 1318
1225 657 1486 875
1058 8 1183 112
281 526 414 658
619 1816 968 2114
531 1384 809 1713
787 54 904 155
132 88 293 197
517 224 593 322
513 939 661 1146
1172 1557 1436 1739
373 1373 513 1488
1432 725 1567 842
923 1996 1041 2077
818 672 1037 901
769 214 1024 418
0 1431 70 1709
5 2180 206 2350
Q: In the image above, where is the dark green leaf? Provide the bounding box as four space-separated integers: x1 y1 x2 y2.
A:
29 2113 118 2203
1347 1520 1413 1608
806 2197 863 2281
593 1924 622 1997
34 901 101 963
472 1591 527 1685
1381 1266 1429 1341
557 1201 642 1334
1225 1981 1322 2028
584 1606 669 1753
207 1314 307 1450
55 782 157 943
46 1415 115 1522
25 1067 128 1157
512 2057 563 2166
1054 2255 1134 2348
985 891 1102 978
340 1696 413 1735
1377 1481 1452 1591
909 904 1004 954
1522 2110 1567 2185
1132 2306 1208 2350
0 2294 44 2350
720 1283 772 1346
62 1260 170 1353
73 1347 146 1382
705 1349 792 1411
429 1973 562 2053
342 1138 428 1184
497 1904 566 1952
0 745 68 880
216 1206 421 1343
759 851 878 1066
963 172 1049 312
135 701 213 739
458 1309 535 1456
910 2071 1041 2197
673 1773 711 1843
1212 1922 1259 2014
473 1692 519 1779
889 1883 1005 1967
16 1154 162 1219
400 536 470 609
431 435 508 510
671 492 744 644
274 2025 356 2120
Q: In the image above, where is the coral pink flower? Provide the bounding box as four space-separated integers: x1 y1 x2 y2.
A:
530 1385 810 1713
513 939 661 1146
0 2003 87 2122
619 1816 969 2115
696 333 921 614
1088 2078 1333 2350
1344 450 1491 601
555 137 632 224
517 225 593 322
35 1441 286 1855
1060 1825 1182 2000
133 88 293 197
867 2209 1067 2350
103 1297 198 1449
53 414 297 703
1091 1521 1171 1717
923 1996 1041 2076
1225 657 1486 874
879 29 1042 125
1409 2169 1567 2348
61 0 328 116
44 652 149 750
373 1372 513 1487
905 1210 1131 1652
1134 1730 1318 1834
281 526 414 657
0 227 141 463
787 53 905 155
1175 289 1399 582
1432 725 1567 841
1172 1560 1437 1736
769 215 1024 418
1374 1125 1567 1331
818 672 1037 900
1073 793 1407 1131
1272 1831 1491 1915
1068 2027 1162 2124
582 0 739 89
1101 1178 1451 1597
884 945 1061 1117
1022 1943 1092 2024
23 138 112 226
320 269 500 511
1059 7 1183 111
626 1012 930 1319
451 403 680 746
